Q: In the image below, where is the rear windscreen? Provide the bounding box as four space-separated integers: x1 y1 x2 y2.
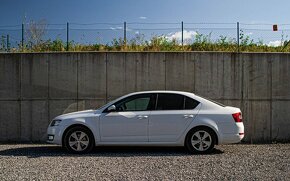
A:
196 94 226 107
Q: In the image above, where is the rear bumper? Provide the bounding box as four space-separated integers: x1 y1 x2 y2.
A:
221 133 244 144
219 122 244 144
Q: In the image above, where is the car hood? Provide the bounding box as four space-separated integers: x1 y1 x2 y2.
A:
54 109 102 120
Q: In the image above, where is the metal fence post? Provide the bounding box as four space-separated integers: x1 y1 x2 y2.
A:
6 34 10 52
21 23 24 51
237 22 240 52
66 22 69 51
181 21 184 47
124 21 127 47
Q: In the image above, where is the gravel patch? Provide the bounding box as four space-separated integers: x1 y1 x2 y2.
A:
0 144 290 180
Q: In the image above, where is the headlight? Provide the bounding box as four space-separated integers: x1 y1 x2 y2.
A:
50 119 62 127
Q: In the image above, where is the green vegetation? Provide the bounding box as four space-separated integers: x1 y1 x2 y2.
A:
3 31 290 53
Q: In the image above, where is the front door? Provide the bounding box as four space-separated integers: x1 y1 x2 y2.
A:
100 93 154 142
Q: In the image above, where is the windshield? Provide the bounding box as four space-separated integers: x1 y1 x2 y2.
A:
95 100 115 110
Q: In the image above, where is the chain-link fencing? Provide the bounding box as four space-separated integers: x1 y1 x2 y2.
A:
0 22 289 52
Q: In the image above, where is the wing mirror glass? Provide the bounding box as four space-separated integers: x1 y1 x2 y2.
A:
107 105 116 112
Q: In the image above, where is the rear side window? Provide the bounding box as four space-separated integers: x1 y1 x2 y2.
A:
155 93 200 110
156 94 184 110
184 96 200 110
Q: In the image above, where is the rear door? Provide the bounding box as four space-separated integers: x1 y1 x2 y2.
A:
149 93 200 142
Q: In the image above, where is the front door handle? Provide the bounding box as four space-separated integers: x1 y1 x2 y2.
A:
137 115 148 119
183 114 194 118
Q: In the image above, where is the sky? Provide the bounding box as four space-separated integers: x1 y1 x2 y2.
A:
0 0 289 46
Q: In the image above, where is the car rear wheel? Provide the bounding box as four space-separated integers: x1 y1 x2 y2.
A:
185 127 215 154
63 126 94 154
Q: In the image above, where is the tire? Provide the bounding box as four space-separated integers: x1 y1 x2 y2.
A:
63 126 95 154
185 127 216 154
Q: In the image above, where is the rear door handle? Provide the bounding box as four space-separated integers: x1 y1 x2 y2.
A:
137 115 148 119
183 114 194 118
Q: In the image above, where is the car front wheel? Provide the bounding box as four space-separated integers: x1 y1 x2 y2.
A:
185 127 215 154
63 126 94 154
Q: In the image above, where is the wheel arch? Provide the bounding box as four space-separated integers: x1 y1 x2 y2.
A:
184 125 219 146
62 124 96 146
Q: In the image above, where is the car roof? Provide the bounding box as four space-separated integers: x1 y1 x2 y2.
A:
126 90 195 97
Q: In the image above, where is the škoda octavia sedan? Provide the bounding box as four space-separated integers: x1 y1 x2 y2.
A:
47 91 244 154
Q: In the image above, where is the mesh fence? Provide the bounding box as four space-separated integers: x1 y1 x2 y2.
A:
184 23 237 45
240 23 290 46
70 23 124 45
42 24 67 42
0 25 22 52
0 22 289 52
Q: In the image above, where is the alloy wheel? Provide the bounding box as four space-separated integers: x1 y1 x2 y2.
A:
191 130 212 151
68 131 90 152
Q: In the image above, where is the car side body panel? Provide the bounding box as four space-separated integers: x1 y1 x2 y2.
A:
47 110 101 145
99 111 150 142
148 104 201 142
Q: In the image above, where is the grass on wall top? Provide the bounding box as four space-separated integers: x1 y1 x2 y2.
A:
1 32 289 53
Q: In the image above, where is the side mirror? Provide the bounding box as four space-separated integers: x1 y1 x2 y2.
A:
107 105 116 112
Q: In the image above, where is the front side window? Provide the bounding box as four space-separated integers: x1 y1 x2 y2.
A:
114 94 153 112
122 97 150 111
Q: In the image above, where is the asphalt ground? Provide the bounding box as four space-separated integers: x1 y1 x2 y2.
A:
0 144 289 180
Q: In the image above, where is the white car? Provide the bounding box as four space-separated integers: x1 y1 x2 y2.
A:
47 91 244 154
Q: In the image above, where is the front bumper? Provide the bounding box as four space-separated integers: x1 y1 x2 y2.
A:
46 125 64 145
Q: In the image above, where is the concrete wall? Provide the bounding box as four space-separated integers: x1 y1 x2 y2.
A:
0 52 290 143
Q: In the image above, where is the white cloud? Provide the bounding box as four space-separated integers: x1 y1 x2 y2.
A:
268 40 282 47
139 16 147 20
110 26 123 30
165 30 198 42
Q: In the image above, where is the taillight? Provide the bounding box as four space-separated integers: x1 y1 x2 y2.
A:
232 112 242 122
